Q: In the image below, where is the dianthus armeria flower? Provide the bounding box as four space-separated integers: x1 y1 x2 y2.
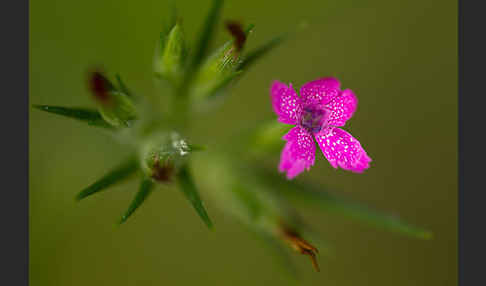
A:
271 77 371 179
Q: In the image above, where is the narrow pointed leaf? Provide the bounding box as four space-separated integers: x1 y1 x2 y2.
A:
75 158 139 201
258 169 433 239
159 3 178 54
177 165 213 228
205 70 242 100
187 144 206 152
238 33 286 71
156 23 187 85
33 105 113 129
188 0 224 73
119 178 155 224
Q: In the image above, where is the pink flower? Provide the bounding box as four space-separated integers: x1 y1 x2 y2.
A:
271 77 371 179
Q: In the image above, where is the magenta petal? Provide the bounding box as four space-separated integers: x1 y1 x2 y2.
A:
279 126 316 179
326 89 358 127
300 77 341 108
315 127 371 173
270 80 302 125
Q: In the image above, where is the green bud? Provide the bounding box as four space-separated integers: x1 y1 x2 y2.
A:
139 132 192 183
97 90 137 128
189 23 252 103
155 24 186 85
190 40 241 101
88 71 137 128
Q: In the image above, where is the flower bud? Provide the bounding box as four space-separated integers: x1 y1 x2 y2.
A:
189 21 249 102
154 23 186 85
139 132 191 183
88 71 137 128
189 43 239 100
97 90 137 127
89 71 115 103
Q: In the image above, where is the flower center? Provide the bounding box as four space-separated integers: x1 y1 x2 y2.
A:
300 106 328 133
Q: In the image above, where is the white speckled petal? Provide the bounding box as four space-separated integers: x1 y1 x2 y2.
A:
326 89 358 127
270 80 302 125
315 127 371 173
300 77 341 107
279 126 316 179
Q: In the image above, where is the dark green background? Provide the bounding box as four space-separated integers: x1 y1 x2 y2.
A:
30 0 457 285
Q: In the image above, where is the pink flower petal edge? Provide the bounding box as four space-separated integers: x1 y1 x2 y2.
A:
300 77 341 107
270 81 301 125
326 89 358 127
315 128 371 173
278 126 315 179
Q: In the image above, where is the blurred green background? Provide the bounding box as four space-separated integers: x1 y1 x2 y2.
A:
29 0 457 285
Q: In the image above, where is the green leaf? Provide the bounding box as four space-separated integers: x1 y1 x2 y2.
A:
204 70 242 100
238 33 286 71
33 105 113 129
155 24 187 85
177 165 213 228
187 144 206 152
75 158 139 201
190 44 241 102
258 169 433 240
159 2 178 54
188 0 224 73
119 178 155 224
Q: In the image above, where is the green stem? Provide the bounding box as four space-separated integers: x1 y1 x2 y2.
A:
173 83 190 131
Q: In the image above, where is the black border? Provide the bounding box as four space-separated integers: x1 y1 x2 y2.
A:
459 0 486 285
2 0 29 284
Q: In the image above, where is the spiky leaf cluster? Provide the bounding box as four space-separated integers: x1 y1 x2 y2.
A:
34 0 431 276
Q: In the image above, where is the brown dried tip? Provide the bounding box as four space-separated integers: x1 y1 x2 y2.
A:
280 227 320 272
225 20 246 52
88 70 113 104
150 157 174 183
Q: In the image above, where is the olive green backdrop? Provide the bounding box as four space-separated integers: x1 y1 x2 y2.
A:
29 0 457 285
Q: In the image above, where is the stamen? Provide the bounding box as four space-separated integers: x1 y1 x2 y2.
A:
300 106 328 133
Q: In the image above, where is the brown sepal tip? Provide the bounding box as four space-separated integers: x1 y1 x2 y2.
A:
88 69 113 104
280 227 320 272
225 20 246 52
150 157 175 183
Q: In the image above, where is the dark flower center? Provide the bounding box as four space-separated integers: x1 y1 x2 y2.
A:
301 106 328 133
